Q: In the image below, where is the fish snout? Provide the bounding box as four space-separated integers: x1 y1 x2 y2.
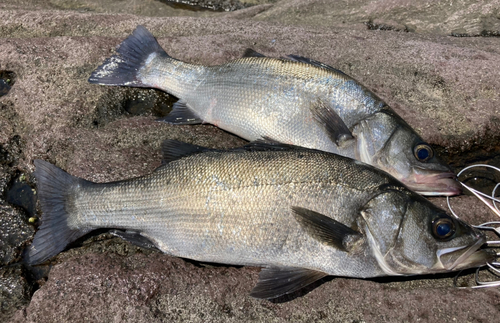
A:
403 171 462 196
441 236 496 271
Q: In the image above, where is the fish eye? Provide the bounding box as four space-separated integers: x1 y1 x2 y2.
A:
413 144 434 162
432 216 455 240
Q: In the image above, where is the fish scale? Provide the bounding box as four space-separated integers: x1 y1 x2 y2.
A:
52 149 385 268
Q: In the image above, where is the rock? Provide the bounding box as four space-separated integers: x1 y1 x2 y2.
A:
0 264 32 321
10 251 500 323
1 0 499 322
252 0 500 36
0 204 33 266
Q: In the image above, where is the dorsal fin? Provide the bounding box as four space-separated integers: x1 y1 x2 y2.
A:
160 140 325 166
242 48 266 58
160 140 214 164
285 55 348 76
238 139 325 153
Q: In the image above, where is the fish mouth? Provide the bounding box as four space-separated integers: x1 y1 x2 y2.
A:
437 237 496 271
401 171 462 196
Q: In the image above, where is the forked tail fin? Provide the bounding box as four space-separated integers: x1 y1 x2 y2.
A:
88 25 169 87
25 160 93 265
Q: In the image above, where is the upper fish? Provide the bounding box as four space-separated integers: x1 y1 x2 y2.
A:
88 25 461 196
26 141 492 299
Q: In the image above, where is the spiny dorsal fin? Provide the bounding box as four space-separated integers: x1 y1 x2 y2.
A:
160 140 215 164
160 140 323 165
240 139 303 152
250 266 327 299
242 48 266 58
309 99 353 146
285 55 348 76
291 206 362 252
157 100 203 125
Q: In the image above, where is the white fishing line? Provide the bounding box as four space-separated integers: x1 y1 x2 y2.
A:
447 164 500 288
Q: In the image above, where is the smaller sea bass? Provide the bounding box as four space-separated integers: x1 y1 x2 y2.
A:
89 26 461 196
26 142 492 299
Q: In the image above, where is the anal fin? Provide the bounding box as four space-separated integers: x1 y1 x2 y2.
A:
109 229 159 251
158 100 203 125
250 266 327 299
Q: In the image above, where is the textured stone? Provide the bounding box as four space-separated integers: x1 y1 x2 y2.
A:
10 251 500 323
0 264 32 321
1 0 499 322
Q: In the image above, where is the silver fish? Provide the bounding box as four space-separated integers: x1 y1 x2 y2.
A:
88 26 461 196
27 142 493 299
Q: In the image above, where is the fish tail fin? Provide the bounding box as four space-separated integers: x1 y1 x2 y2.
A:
25 160 93 265
88 25 169 87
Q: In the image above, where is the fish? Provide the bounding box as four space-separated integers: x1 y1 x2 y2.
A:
26 141 493 299
88 26 462 197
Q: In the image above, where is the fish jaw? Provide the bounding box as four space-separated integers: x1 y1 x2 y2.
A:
435 236 495 271
400 171 462 196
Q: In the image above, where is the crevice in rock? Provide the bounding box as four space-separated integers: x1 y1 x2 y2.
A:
365 19 410 32
78 87 177 128
0 71 16 97
5 172 37 219
451 30 500 37
159 0 248 12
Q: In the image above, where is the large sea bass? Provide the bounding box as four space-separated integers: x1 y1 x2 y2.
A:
27 142 492 299
89 26 461 196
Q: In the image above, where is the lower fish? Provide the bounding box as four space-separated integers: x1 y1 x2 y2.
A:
26 142 493 299
88 26 461 196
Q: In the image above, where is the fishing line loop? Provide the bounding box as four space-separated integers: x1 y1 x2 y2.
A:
447 164 500 288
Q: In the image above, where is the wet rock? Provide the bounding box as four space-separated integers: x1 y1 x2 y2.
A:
0 204 34 266
0 71 15 97
0 264 32 322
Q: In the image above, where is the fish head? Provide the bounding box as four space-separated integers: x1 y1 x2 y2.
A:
360 189 495 275
355 111 461 196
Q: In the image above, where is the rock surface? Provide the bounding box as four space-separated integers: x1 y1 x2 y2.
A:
1 0 499 322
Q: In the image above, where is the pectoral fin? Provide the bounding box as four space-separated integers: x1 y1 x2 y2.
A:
309 99 354 146
250 266 327 299
292 206 362 252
